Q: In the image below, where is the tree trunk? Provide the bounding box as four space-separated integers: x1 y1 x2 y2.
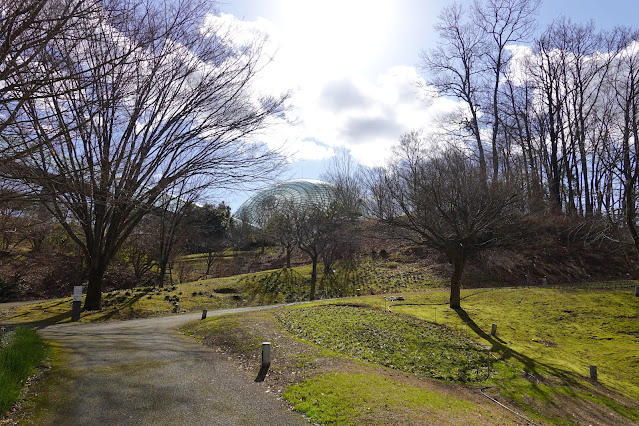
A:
549 131 562 212
625 181 639 257
491 52 503 182
84 263 107 311
471 112 488 185
448 249 467 309
157 261 168 288
205 251 214 275
286 247 291 269
310 255 317 301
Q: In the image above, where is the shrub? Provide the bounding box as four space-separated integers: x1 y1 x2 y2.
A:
0 279 20 303
0 328 47 413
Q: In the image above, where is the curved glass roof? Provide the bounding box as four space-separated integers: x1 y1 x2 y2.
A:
234 179 336 227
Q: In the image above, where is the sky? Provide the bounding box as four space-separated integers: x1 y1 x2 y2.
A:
210 0 639 210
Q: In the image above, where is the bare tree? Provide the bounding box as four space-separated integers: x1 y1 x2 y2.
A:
120 222 157 286
421 0 540 183
319 149 365 278
290 201 345 301
474 0 540 180
154 182 200 288
265 207 297 268
366 132 519 308
188 202 231 275
420 3 488 181
320 148 365 212
262 190 360 300
0 0 96 148
610 29 639 257
3 0 286 309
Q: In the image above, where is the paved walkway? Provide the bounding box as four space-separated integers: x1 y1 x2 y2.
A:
29 308 308 425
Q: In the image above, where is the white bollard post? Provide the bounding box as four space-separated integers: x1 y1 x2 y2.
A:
71 286 82 321
262 342 271 368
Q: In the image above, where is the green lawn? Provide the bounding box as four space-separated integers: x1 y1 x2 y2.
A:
182 284 639 424
283 372 481 426
330 286 639 423
275 305 492 382
374 287 639 401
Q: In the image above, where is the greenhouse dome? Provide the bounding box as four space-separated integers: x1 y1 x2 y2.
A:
234 179 336 227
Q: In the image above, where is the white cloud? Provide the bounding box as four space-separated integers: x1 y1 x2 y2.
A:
288 138 335 161
206 13 464 168
505 44 535 85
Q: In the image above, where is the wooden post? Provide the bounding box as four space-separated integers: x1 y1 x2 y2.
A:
490 323 497 337
590 365 598 382
262 342 271 368
635 286 639 297
201 309 207 320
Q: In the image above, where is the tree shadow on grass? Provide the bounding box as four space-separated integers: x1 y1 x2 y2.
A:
453 307 639 421
1 299 77 330
1 292 152 329
454 307 577 379
96 292 149 321
242 268 308 305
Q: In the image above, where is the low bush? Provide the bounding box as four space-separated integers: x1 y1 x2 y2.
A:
0 279 20 302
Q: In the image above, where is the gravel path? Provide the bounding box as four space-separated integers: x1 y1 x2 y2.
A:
32 307 308 425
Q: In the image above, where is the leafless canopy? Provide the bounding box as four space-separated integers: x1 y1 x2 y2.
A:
420 0 540 182
0 0 98 158
366 132 519 307
2 0 287 309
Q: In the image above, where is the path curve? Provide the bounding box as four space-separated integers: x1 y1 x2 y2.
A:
33 306 308 425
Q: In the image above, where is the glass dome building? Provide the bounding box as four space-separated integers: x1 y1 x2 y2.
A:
234 179 336 227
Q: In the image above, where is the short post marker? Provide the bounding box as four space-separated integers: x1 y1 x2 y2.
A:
635 286 639 297
590 366 598 382
262 342 271 369
201 309 207 320
71 286 82 322
490 323 497 337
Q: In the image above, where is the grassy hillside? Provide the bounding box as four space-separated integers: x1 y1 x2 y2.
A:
183 285 639 425
0 259 445 324
379 287 639 401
